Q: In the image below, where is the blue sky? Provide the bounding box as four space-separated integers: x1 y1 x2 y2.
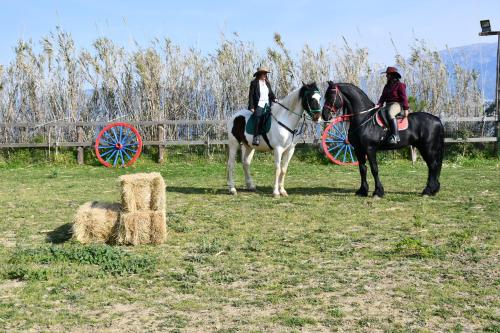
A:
1 0 499 65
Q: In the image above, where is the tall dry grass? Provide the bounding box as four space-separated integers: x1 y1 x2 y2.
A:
0 27 487 144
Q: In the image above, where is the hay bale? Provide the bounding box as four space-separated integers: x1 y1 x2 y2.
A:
150 174 166 211
72 202 121 244
116 211 167 245
120 172 165 212
150 211 167 244
120 175 151 212
116 211 151 245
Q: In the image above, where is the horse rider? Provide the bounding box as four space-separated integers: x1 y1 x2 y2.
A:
248 66 277 146
375 66 409 144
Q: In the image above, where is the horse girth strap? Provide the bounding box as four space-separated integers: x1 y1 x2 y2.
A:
272 112 305 137
262 132 273 150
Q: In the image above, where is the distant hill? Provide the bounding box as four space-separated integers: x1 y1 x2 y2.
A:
439 43 497 101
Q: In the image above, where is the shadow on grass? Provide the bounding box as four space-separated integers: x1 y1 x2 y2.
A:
167 187 229 195
167 186 418 197
167 186 355 195
46 223 73 244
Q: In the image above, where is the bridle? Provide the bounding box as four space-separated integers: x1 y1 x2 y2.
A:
323 85 345 116
271 86 322 137
323 84 377 121
275 87 322 119
302 88 322 118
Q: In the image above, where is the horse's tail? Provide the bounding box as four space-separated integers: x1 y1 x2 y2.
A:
436 118 445 169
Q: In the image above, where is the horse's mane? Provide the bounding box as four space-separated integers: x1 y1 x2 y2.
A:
275 86 301 111
299 82 319 98
275 82 319 111
333 82 374 107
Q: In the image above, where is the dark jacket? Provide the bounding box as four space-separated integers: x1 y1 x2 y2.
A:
377 80 409 110
248 78 276 111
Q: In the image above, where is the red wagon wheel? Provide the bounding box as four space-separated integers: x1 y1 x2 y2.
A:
321 116 359 166
95 122 143 167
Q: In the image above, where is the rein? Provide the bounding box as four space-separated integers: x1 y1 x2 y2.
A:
324 85 380 133
270 106 307 137
325 84 378 120
271 88 320 136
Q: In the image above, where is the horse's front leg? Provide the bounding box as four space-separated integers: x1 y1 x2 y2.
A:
355 150 369 196
366 147 385 198
278 146 295 197
272 147 284 197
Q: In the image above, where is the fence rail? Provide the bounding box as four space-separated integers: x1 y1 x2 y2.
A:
0 117 497 164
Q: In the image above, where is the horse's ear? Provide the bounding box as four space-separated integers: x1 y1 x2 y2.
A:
327 80 333 86
301 80 306 86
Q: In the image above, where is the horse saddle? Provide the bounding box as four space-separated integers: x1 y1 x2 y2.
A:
246 110 272 135
375 109 409 131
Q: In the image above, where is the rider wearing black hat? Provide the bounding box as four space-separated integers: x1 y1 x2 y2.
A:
248 66 277 146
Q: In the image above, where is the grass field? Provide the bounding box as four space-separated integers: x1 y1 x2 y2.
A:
0 153 499 332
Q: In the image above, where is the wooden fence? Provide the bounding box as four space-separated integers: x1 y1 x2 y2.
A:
0 116 497 164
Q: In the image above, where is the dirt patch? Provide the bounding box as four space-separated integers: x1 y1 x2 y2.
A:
0 280 25 294
0 231 17 247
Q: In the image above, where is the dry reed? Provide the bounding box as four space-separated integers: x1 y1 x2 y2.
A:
0 27 487 145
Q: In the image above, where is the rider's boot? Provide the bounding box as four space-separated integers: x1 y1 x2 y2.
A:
388 118 400 144
253 117 261 146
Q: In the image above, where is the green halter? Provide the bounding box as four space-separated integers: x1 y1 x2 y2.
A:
303 88 322 118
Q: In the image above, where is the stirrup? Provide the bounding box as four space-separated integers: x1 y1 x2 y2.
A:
388 135 400 144
252 136 260 146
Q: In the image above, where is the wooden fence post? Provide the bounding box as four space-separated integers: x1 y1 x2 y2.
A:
20 126 27 143
48 127 51 158
77 126 84 165
158 124 165 164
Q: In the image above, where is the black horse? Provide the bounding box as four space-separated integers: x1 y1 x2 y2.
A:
322 82 444 197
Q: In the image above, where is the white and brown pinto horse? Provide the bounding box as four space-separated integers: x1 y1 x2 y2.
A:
226 82 322 197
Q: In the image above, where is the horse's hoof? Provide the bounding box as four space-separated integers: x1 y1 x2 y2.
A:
372 194 382 200
229 188 237 195
421 189 431 196
247 186 256 192
272 192 280 198
279 190 288 197
355 191 368 197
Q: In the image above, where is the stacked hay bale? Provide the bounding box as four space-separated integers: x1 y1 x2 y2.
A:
72 172 167 245
117 173 167 245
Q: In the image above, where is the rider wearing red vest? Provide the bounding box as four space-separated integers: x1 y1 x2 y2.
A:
375 67 409 144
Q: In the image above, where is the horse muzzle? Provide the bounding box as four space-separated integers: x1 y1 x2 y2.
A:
321 107 333 121
312 112 322 122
